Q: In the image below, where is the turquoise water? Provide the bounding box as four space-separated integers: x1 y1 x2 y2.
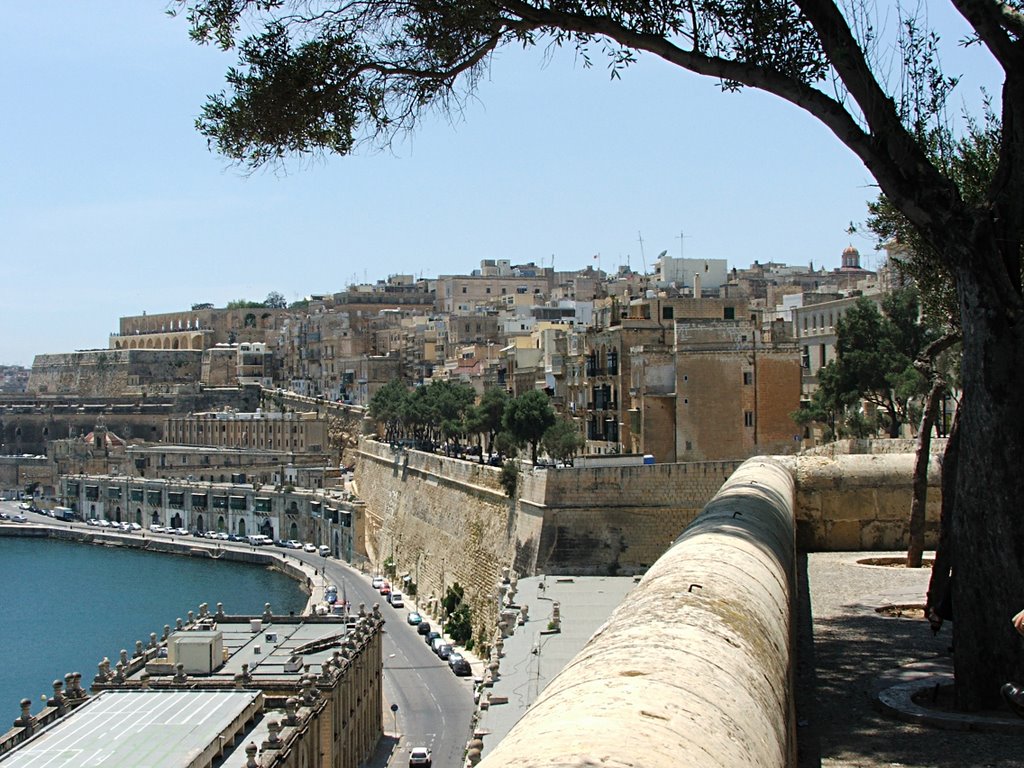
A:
0 537 307 707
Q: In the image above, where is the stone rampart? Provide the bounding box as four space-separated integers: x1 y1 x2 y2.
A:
478 456 797 768
28 350 203 397
356 439 942 653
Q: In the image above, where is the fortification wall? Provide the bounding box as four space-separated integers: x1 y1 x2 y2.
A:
28 350 203 397
354 440 517 644
477 456 798 768
355 437 942 653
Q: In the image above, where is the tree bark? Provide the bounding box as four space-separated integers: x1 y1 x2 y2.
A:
907 379 942 567
950 256 1024 711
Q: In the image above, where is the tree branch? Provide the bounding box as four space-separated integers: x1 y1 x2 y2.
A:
951 0 1024 71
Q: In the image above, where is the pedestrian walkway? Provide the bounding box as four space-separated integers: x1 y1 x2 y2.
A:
799 551 1023 768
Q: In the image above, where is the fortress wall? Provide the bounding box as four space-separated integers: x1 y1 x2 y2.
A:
355 438 941 649
28 350 203 397
529 461 742 575
354 440 517 643
478 456 798 768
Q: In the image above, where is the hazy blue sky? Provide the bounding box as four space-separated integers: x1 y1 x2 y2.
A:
1 3 1002 366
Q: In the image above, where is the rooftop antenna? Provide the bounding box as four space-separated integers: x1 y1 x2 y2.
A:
637 231 648 276
676 230 692 259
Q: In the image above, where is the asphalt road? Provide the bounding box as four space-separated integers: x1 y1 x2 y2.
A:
0 503 477 768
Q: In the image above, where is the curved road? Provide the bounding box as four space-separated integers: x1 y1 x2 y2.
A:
1 504 476 768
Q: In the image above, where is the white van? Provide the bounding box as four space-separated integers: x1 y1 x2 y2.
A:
389 591 404 608
318 545 330 557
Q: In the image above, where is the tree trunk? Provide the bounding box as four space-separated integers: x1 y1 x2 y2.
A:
907 379 942 567
927 411 958 617
950 261 1024 711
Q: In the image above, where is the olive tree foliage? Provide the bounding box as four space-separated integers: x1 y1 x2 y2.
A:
172 0 1024 710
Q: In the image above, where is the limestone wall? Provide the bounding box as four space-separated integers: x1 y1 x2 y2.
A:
478 456 797 768
355 438 942 652
795 452 942 550
28 350 203 397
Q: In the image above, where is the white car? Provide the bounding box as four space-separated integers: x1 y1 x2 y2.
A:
286 540 303 549
303 543 317 553
409 747 432 768
371 576 384 590
149 524 165 532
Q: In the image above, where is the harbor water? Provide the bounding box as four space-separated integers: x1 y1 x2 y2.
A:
0 536 307 709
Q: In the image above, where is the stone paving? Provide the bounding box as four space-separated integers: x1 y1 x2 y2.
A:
799 551 1023 768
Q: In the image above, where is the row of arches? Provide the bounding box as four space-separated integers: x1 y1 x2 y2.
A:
113 334 204 350
89 505 304 541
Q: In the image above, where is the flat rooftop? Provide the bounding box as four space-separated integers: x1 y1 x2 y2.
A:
0 690 260 768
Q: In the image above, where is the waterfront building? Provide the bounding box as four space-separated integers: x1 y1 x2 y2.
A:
59 474 360 559
0 607 384 768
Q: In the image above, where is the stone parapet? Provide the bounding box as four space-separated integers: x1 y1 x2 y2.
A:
477 456 797 768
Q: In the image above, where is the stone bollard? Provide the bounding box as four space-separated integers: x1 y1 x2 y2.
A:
64 674 75 700
199 602 208 618
113 662 125 683
119 649 129 668
216 602 225 619
15 698 35 733
176 618 184 631
466 737 485 766
49 680 66 715
134 640 144 658
72 673 85 699
284 697 299 726
149 632 158 650
173 664 187 683
162 625 171 641
245 742 259 767
263 603 273 622
519 604 529 625
187 611 195 625
263 720 282 750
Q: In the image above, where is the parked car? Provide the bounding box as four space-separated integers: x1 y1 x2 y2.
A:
450 657 472 676
10 513 28 523
149 524 164 532
435 643 453 660
371 575 384 590
430 637 446 655
417 622 432 636
18 501 31 511
447 652 464 668
303 542 317 553
286 540 303 550
407 612 423 626
409 747 432 768
0 511 9 521
389 591 404 608
129 522 142 531
318 545 330 557
424 631 441 647
379 582 391 597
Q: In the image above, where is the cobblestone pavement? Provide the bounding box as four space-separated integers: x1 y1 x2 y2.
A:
799 552 1021 768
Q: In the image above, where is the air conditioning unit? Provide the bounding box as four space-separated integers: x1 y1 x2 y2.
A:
169 630 224 674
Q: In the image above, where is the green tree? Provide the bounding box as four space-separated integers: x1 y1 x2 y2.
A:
542 416 584 466
827 291 935 438
175 0 1024 710
264 291 288 309
368 378 408 443
503 390 556 465
473 386 510 459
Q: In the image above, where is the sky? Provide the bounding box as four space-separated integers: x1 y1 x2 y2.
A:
0 3 1004 367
